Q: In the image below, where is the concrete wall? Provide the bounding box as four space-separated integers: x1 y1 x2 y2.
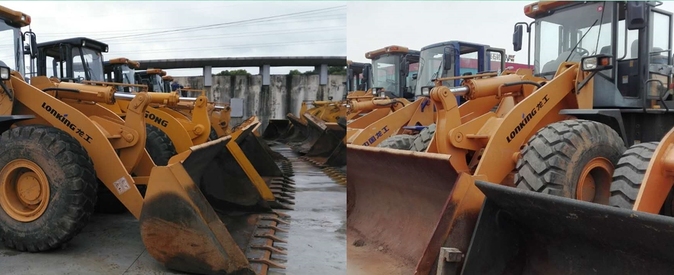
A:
173 74 346 132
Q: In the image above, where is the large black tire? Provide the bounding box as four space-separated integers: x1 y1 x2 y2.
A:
515 120 625 204
145 124 177 166
0 125 97 252
411 124 436 152
208 127 219 141
608 142 674 214
95 125 174 214
376 134 416 150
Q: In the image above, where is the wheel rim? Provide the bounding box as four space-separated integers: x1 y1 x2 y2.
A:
576 157 613 204
0 159 50 222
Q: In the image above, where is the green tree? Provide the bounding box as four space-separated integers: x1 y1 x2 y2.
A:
289 69 302 75
216 69 251 76
328 66 347 75
296 66 347 76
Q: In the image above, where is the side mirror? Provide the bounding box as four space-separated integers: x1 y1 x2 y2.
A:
626 1 647 30
24 31 37 59
443 47 455 71
412 73 418 80
0 66 10 80
513 24 524 52
420 85 434 96
581 54 614 72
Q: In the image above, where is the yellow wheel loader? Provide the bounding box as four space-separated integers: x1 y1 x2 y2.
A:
348 1 674 274
0 9 288 274
33 38 295 212
266 45 420 152
104 59 234 139
347 41 507 150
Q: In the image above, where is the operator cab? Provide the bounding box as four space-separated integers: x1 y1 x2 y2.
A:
135 68 166 93
0 7 34 79
103 57 140 93
414 41 507 104
516 1 674 109
365 45 420 100
35 37 107 83
347 60 371 92
162 75 173 93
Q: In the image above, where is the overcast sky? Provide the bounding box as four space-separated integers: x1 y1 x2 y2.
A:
347 1 674 66
3 1 346 76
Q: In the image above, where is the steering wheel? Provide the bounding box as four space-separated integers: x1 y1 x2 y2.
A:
575 47 590 57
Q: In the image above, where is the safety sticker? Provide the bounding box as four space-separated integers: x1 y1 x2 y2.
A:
113 177 131 195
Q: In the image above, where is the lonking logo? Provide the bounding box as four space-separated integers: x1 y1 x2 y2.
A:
41 102 93 143
506 94 550 143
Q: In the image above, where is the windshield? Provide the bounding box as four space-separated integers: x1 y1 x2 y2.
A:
414 46 452 96
114 64 137 93
0 22 25 77
120 64 135 85
535 2 612 76
72 47 104 81
151 74 164 92
372 54 400 94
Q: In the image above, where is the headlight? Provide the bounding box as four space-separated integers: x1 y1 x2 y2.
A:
0 66 10 80
581 54 614 72
582 58 597 70
421 87 430 95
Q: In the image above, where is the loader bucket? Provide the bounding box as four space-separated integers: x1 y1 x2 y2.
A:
283 113 309 143
460 181 674 275
262 119 291 141
292 113 345 156
140 136 288 275
347 145 461 275
234 124 296 204
301 116 347 167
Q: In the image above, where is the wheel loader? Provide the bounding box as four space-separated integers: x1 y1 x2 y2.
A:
265 46 418 146
0 6 289 275
457 2 674 274
103 57 234 138
32 37 295 212
347 41 507 150
347 1 674 274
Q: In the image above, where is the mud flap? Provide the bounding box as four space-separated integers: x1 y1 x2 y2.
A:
235 124 296 208
139 136 289 275
347 145 459 274
262 119 290 141
460 181 674 275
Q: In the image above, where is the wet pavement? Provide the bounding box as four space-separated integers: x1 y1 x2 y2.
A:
0 144 346 275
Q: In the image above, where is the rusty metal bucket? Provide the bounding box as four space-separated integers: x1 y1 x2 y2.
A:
347 145 467 275
262 119 291 141
290 113 342 155
283 113 310 144
140 136 288 275
459 181 674 275
297 114 347 167
232 123 296 208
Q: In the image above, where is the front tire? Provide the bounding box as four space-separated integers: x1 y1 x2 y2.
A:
515 120 625 204
0 125 97 252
